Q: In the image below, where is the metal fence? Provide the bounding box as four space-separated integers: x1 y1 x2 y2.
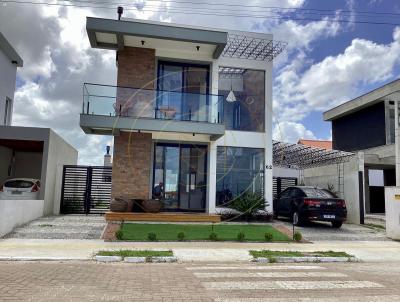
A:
273 177 298 198
60 165 112 214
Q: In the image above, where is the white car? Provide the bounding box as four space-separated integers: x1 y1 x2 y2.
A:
0 178 41 200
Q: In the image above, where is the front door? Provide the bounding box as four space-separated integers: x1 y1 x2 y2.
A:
153 143 207 212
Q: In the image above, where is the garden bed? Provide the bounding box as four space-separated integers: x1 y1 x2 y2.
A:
95 250 176 263
250 250 356 263
117 223 290 242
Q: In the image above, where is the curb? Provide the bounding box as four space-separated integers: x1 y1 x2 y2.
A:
95 255 122 262
95 256 178 263
253 256 358 263
0 257 90 261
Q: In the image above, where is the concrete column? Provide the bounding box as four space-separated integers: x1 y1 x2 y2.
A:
264 61 273 212
206 141 217 214
396 100 400 185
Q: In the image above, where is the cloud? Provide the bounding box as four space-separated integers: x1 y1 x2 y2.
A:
299 27 400 110
273 121 316 143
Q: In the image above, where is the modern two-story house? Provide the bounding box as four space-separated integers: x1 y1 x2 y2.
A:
0 32 23 126
80 16 284 215
324 79 400 215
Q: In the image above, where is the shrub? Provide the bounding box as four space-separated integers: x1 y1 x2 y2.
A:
230 192 268 221
293 231 302 242
209 232 218 241
237 231 245 242
147 232 157 241
115 229 123 240
264 232 273 242
177 232 185 241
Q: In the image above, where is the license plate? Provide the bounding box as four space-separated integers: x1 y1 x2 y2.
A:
12 191 22 195
323 214 335 219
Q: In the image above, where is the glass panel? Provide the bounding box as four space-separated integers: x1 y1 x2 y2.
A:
164 146 180 210
216 146 264 207
83 83 223 124
153 145 164 199
218 68 265 131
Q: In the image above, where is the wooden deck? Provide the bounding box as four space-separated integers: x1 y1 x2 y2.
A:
105 212 221 223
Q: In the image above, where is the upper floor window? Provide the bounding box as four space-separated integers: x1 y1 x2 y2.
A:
218 67 265 132
4 97 11 125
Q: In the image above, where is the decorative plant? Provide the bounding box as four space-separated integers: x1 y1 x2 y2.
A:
237 231 245 242
147 232 157 241
293 231 302 242
177 232 185 241
209 232 218 241
326 183 340 197
264 232 273 242
115 229 123 240
230 191 268 221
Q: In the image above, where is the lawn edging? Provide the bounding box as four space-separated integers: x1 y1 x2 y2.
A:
250 250 358 263
94 250 177 263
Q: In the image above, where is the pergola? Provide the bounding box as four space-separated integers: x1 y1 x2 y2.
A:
222 33 287 62
273 140 354 170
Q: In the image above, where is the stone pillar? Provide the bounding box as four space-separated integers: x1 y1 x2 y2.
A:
112 132 152 200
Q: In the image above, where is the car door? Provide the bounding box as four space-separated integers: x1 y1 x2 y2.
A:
277 188 292 217
290 188 305 212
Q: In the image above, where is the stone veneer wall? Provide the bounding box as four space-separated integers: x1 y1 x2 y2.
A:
112 47 155 201
112 132 152 200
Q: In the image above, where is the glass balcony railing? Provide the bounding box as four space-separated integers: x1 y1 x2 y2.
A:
82 83 224 124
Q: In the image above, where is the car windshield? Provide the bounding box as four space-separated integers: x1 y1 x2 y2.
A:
301 188 336 198
4 180 34 188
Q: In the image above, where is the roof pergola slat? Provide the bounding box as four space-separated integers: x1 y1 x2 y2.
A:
273 140 354 169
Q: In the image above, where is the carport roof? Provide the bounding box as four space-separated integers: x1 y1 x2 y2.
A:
273 140 354 169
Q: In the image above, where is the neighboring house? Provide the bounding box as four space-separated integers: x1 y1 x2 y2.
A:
80 17 285 214
298 139 332 150
324 79 400 215
0 32 23 126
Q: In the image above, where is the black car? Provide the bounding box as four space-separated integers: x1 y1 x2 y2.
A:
273 186 347 228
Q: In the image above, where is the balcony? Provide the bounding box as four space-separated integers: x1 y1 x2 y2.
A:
80 83 225 139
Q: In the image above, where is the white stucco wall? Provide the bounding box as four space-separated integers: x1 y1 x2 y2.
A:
385 186 400 240
303 155 363 224
44 130 78 215
273 167 300 178
0 49 17 125
0 199 44 237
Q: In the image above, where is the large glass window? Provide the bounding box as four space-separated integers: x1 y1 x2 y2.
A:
216 146 264 207
218 67 265 132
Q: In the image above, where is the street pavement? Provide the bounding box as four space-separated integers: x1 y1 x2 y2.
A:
1 261 400 301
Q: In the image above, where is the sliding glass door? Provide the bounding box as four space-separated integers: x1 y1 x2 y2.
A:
153 143 207 212
157 61 210 122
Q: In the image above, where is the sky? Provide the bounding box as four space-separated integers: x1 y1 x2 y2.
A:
1 0 400 165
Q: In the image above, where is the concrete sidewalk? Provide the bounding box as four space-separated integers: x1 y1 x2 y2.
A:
0 239 400 262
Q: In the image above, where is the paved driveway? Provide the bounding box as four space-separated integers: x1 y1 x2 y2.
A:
1 261 400 301
3 215 106 239
277 219 387 241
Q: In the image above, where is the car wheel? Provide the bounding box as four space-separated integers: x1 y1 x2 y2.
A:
292 211 302 226
331 221 343 228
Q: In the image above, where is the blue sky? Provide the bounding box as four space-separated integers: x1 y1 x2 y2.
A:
1 0 400 164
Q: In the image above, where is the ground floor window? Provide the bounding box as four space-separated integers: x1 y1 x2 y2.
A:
216 146 264 207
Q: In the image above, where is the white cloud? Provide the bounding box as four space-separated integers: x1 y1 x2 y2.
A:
273 121 316 143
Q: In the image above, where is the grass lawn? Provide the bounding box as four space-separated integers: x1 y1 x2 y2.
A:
97 250 173 258
250 250 353 259
119 223 290 241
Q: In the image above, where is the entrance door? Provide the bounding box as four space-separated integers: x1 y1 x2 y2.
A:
153 144 207 212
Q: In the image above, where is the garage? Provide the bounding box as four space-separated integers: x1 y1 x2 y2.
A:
0 126 78 214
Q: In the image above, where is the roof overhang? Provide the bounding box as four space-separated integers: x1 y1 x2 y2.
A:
0 32 23 67
86 17 227 59
324 79 400 121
